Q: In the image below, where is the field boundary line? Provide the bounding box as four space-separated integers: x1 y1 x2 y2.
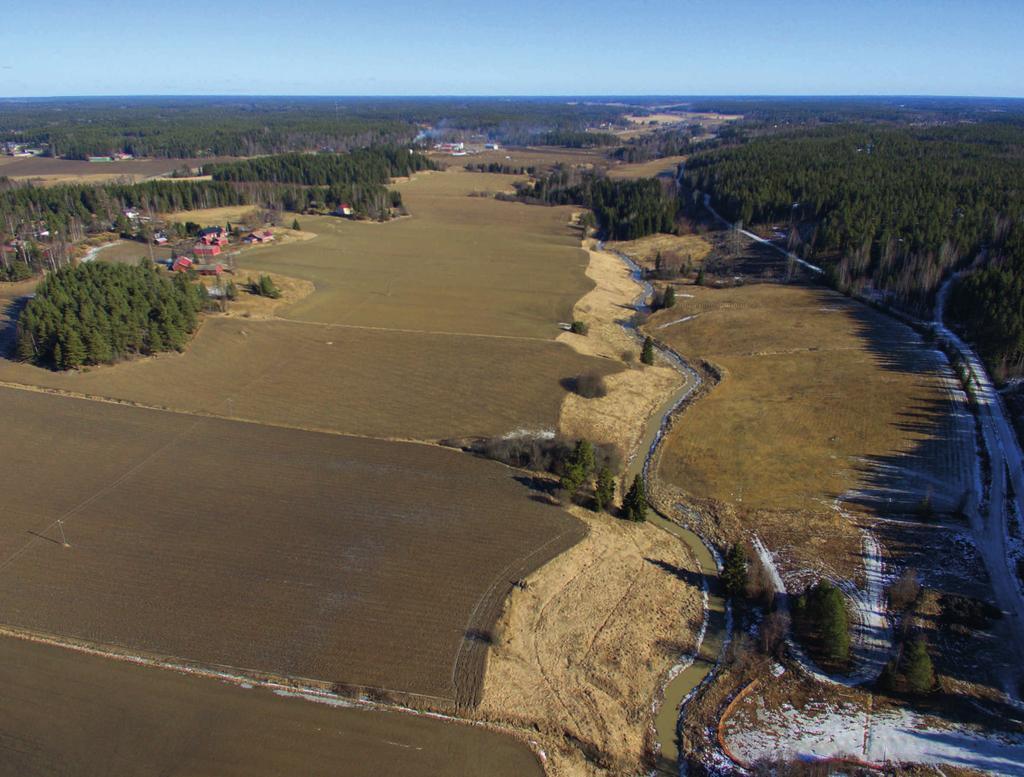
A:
0 622 554 774
272 315 559 344
0 622 455 706
0 379 456 449
451 517 588 708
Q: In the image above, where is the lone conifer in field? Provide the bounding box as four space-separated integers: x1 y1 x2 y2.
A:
904 638 935 693
641 336 655 365
622 475 647 522
292 218 301 231
807 581 850 662
663 285 676 309
595 466 615 512
722 543 748 597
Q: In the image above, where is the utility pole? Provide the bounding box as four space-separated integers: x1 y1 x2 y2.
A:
57 520 70 548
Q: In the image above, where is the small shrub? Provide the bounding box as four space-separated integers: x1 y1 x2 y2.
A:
722 543 748 597
888 567 921 612
249 274 282 299
903 637 935 693
569 320 589 335
640 336 655 365
622 475 647 522
573 372 608 398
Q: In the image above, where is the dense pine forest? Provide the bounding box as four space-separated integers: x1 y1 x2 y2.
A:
0 99 412 159
0 97 630 159
611 128 693 163
509 166 676 240
16 262 205 370
203 148 434 185
685 122 1024 376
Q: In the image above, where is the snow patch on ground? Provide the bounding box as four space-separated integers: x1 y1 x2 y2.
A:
727 700 1024 776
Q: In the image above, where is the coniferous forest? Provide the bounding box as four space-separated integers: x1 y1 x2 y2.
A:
509 166 676 240
684 122 1024 376
16 262 205 370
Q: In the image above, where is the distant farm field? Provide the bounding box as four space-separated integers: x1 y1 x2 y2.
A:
240 171 592 338
0 387 585 705
430 146 602 171
649 284 976 575
0 317 615 440
0 156 233 185
606 155 687 180
0 636 542 777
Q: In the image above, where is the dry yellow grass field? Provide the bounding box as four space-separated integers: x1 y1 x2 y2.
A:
160 204 262 225
648 283 976 576
481 507 702 777
608 233 712 269
558 245 683 466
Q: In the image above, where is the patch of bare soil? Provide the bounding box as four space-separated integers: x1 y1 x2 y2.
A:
479 507 703 777
558 243 683 462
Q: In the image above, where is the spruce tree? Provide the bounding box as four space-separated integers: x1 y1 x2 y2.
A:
663 285 676 309
722 543 748 597
641 336 655 365
595 466 615 512
809 582 850 662
61 329 86 369
622 475 647 522
292 218 301 231
904 638 935 693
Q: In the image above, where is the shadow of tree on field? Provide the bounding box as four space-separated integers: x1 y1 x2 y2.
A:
644 556 704 589
809 288 1018 697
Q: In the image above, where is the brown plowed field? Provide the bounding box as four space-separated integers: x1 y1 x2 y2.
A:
0 636 542 777
0 387 585 705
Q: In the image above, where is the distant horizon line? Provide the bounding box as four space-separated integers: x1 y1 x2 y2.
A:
2 93 1023 102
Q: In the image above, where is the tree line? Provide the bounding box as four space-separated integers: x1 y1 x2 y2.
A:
1 149 428 252
203 147 435 186
611 127 693 163
16 262 205 370
506 165 677 240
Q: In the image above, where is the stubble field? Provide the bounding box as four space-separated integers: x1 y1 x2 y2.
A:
241 171 592 338
0 387 585 706
0 636 542 777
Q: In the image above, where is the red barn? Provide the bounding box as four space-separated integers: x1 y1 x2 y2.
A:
193 243 222 257
195 263 224 276
171 256 193 272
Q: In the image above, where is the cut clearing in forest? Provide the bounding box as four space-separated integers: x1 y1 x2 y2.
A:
0 635 543 777
648 283 976 580
0 387 585 706
480 506 703 777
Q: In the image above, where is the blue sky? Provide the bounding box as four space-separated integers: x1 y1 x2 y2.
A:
0 0 1020 97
